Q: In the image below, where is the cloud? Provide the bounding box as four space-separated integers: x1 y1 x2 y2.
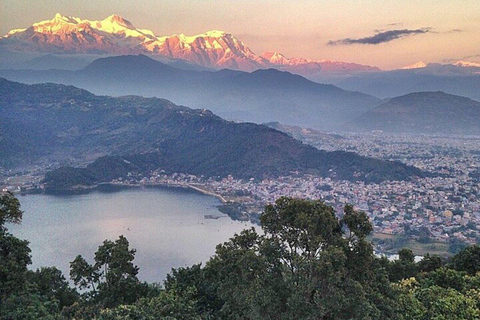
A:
443 53 480 63
328 28 431 45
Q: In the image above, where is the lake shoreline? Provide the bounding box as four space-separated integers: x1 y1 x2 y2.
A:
23 182 225 202
19 182 250 223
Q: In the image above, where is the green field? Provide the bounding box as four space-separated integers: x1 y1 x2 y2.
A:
372 233 451 257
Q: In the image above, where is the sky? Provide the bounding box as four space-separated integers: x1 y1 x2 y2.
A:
1 0 480 69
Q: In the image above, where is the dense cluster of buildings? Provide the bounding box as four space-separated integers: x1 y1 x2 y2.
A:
141 171 479 245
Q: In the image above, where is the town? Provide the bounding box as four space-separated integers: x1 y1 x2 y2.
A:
2 131 479 254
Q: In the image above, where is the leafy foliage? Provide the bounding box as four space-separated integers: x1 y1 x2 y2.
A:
0 191 23 227
70 235 149 308
0 193 77 319
449 245 480 275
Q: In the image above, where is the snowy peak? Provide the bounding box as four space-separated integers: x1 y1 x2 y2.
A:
262 51 315 66
261 51 291 65
261 51 379 73
30 13 84 34
198 30 228 38
145 30 266 70
95 14 139 34
103 14 133 27
5 28 26 36
51 13 81 24
398 61 480 75
1 13 160 54
453 60 480 68
401 61 427 70
5 13 147 37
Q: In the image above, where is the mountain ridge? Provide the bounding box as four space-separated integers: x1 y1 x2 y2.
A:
0 54 381 130
338 65 480 101
350 91 480 135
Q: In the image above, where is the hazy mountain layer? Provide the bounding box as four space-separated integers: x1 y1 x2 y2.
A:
338 67 480 102
350 91 480 135
0 54 381 130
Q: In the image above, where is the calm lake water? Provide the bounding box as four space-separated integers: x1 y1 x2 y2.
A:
9 187 255 283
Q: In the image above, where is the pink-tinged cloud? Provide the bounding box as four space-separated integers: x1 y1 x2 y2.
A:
328 28 431 45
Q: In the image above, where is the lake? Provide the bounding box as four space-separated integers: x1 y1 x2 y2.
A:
8 187 255 283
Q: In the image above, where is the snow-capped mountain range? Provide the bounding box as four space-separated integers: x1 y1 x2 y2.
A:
401 60 480 71
0 13 379 73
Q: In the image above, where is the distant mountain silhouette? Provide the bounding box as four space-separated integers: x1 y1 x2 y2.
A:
350 91 480 135
338 67 480 102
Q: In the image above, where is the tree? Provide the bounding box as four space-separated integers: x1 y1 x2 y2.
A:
70 235 148 308
0 193 76 319
422 268 469 292
189 197 396 319
386 248 418 282
449 245 480 275
396 279 480 320
205 228 290 319
260 197 342 281
0 192 29 299
341 204 373 242
70 254 100 294
0 230 31 298
28 267 79 309
0 191 23 228
163 264 222 315
340 205 376 282
399 248 415 264
417 253 443 273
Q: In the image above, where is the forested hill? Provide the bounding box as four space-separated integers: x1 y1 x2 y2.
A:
0 78 424 189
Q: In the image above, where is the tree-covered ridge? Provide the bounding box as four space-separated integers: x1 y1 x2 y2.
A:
0 78 424 185
1 194 479 319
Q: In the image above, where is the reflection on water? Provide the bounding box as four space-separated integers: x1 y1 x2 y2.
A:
9 187 255 283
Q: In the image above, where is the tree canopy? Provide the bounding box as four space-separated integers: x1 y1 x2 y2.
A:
0 191 23 227
1 194 479 319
